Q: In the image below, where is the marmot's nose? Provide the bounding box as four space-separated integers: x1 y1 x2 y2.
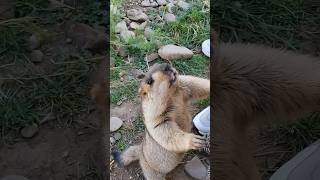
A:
163 63 174 73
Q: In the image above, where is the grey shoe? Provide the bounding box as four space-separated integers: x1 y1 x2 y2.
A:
270 139 320 180
185 156 210 180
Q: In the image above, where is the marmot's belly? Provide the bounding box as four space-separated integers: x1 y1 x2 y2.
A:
142 132 184 173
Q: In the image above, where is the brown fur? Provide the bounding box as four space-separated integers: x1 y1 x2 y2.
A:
212 32 320 180
117 63 210 180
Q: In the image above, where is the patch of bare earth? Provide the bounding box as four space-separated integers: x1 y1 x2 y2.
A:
0 110 105 179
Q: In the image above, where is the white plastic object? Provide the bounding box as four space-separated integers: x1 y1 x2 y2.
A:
193 106 210 136
201 39 210 58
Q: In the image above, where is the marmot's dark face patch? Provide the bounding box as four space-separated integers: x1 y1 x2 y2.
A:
139 63 178 98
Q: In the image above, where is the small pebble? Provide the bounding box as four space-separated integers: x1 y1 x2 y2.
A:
66 38 72 44
164 13 176 22
20 123 39 138
110 117 123 132
114 132 122 140
145 53 159 62
30 50 44 63
110 137 116 144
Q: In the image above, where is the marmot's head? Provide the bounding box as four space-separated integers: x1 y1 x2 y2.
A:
138 63 178 100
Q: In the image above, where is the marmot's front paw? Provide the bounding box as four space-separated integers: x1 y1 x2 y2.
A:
187 133 206 150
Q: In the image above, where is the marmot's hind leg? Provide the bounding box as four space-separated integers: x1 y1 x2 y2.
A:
113 144 141 167
140 153 166 180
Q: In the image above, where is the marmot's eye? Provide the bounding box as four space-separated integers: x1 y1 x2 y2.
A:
146 78 154 85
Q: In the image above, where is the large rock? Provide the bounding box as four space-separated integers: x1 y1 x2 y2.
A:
145 53 159 62
110 117 123 132
177 0 190 11
127 9 149 22
164 13 176 23
62 22 108 54
115 20 127 33
141 0 158 7
130 21 148 30
129 68 145 79
156 0 167 6
158 44 193 60
120 30 135 42
167 2 175 13
184 156 207 180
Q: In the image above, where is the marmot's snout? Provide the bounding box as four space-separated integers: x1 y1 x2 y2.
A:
159 63 177 84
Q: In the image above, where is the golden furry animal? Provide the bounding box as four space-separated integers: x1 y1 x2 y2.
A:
212 33 320 180
113 63 210 180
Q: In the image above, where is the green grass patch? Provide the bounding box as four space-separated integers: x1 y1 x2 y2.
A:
0 59 93 134
273 113 320 152
0 0 108 135
110 80 139 104
110 0 209 106
212 0 319 49
152 2 209 48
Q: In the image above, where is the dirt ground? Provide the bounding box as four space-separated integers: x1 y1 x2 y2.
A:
0 110 105 180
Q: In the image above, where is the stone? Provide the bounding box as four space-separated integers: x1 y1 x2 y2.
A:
62 22 108 54
110 137 116 144
167 3 175 13
115 20 127 33
156 0 167 5
114 132 122 140
0 0 14 19
30 50 44 63
158 44 193 60
164 13 176 23
120 30 135 42
28 34 41 50
62 151 69 158
141 0 151 6
117 46 128 57
123 17 131 25
127 9 149 22
20 123 39 138
145 53 159 62
141 0 158 7
144 27 154 39
110 116 123 132
130 21 148 30
66 38 72 44
130 68 145 79
184 156 207 180
1 175 30 180
177 0 190 11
